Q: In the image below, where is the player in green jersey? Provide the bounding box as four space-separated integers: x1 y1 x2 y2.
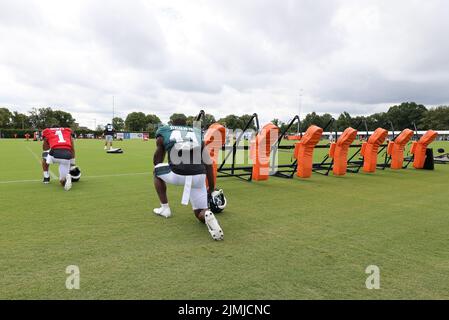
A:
153 117 224 241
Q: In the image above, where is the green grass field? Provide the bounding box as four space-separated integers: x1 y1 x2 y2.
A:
1 138 449 299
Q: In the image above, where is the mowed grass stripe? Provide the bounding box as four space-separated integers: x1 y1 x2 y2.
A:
0 172 151 184
0 139 448 299
26 146 58 180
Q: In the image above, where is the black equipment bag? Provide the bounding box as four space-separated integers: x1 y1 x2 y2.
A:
423 148 434 170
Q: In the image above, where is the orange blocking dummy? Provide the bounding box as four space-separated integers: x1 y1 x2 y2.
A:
410 130 438 169
204 123 226 186
387 129 414 170
294 125 323 178
329 127 358 176
250 123 279 181
361 128 388 173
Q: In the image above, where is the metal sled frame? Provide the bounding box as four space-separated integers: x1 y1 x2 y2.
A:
217 113 260 182
311 118 338 176
374 121 396 171
401 122 420 169
378 121 421 170
270 115 302 179
270 117 337 178
345 121 390 173
196 109 205 122
345 121 370 173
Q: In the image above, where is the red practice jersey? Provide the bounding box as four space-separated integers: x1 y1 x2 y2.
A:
42 128 73 150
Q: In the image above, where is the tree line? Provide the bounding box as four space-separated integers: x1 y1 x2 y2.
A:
1 102 449 135
275 102 449 133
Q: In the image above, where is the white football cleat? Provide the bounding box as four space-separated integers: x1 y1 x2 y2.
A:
153 206 172 218
64 174 72 191
204 210 224 241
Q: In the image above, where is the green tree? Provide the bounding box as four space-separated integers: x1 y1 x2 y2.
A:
146 114 162 137
29 107 52 128
185 115 196 127
350 116 367 131
168 113 188 126
301 112 333 130
366 112 390 131
28 107 76 129
0 107 12 128
272 118 293 134
52 110 76 128
125 112 147 131
387 102 427 130
186 113 216 129
239 114 257 130
218 114 260 130
271 118 281 127
10 111 31 129
301 112 321 129
320 113 334 130
218 115 241 129
112 117 125 131
421 106 449 130
146 114 161 126
278 123 286 134
203 114 216 129
336 112 352 131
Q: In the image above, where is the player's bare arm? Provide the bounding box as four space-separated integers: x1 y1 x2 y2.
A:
205 164 215 192
42 137 50 183
71 137 76 159
204 149 215 192
153 136 168 204
153 136 165 166
42 137 50 151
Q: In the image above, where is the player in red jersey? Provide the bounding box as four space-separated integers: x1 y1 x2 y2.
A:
41 127 76 191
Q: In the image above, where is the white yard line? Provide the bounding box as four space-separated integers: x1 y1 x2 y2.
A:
4 146 151 184
86 172 150 179
0 179 41 184
0 171 151 185
26 146 58 179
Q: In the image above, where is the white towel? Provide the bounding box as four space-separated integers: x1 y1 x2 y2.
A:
181 176 193 205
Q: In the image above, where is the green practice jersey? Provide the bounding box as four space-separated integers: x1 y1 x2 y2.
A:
155 125 206 175
156 125 203 153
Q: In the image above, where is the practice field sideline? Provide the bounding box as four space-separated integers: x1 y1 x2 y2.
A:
1 139 448 299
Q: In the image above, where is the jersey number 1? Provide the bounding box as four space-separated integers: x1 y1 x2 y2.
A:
55 130 66 143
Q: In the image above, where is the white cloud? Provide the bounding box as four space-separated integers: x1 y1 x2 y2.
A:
0 0 448 128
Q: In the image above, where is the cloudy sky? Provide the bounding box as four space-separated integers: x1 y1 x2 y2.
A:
1 0 448 128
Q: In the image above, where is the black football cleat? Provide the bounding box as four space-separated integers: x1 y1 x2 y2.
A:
43 177 50 184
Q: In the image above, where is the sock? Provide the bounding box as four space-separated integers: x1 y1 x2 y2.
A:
154 203 170 215
43 171 50 178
